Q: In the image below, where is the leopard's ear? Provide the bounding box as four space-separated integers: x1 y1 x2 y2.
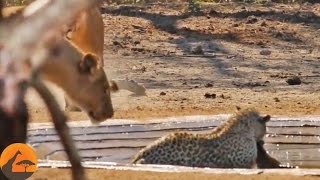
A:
262 115 271 122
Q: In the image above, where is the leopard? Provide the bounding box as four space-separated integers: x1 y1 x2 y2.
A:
132 108 270 168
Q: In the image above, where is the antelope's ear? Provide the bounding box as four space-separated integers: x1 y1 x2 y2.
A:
262 115 271 122
79 54 100 74
109 80 119 92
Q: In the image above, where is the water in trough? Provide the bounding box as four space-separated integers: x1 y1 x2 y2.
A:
27 115 320 169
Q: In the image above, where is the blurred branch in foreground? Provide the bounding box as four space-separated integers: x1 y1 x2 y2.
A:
0 0 101 72
0 0 103 180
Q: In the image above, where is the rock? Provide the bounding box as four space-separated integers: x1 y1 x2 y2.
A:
160 92 166 96
113 40 123 47
260 21 267 26
209 9 219 16
132 24 144 30
260 49 271 55
257 41 264 46
120 51 130 56
275 32 283 38
286 76 301 85
205 83 213 88
274 97 280 102
132 25 145 33
220 94 230 99
191 45 204 55
246 16 258 24
131 47 145 52
134 40 141 45
204 93 216 99
232 81 268 88
132 65 146 72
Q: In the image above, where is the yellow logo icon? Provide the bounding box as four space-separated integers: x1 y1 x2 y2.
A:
0 143 37 180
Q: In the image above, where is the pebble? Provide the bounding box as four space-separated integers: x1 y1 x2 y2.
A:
260 49 271 55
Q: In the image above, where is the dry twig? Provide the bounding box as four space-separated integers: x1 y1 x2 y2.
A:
31 73 85 180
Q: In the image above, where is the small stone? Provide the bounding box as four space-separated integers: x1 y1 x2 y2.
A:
260 49 271 55
134 40 141 45
132 65 146 72
209 9 219 16
274 97 280 102
260 21 267 26
220 94 230 99
121 51 130 56
131 47 145 52
205 83 213 88
286 76 301 85
233 23 239 27
246 16 258 24
257 41 264 46
191 45 204 55
204 93 216 99
275 32 283 38
112 40 124 48
160 92 166 96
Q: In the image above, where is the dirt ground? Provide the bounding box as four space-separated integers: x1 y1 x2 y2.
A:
25 2 320 180
30 168 320 180
28 2 320 122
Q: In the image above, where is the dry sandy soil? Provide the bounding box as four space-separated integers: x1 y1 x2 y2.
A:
28 2 320 122
30 168 320 180
23 2 320 180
